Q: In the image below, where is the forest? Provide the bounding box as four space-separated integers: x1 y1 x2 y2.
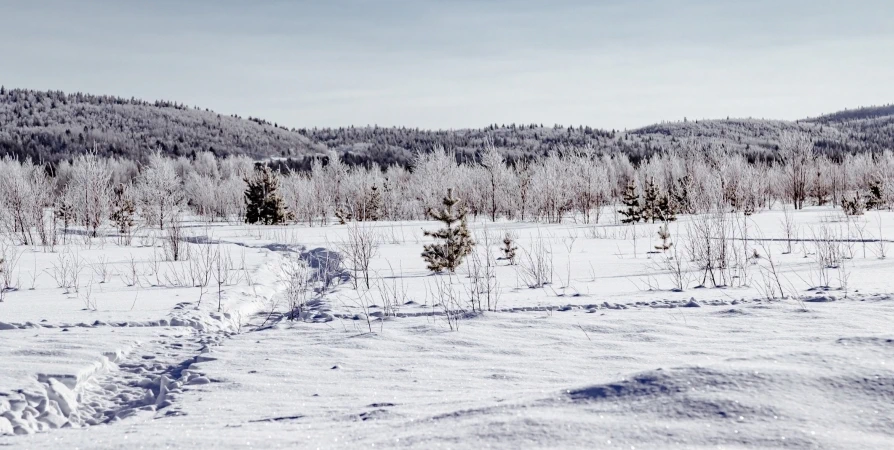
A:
2 87 893 170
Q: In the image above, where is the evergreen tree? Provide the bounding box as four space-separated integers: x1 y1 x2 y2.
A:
641 178 660 223
673 175 693 215
655 193 677 222
109 183 136 242
841 191 865 216
501 232 518 265
54 200 73 240
421 188 475 272
334 207 352 225
866 179 884 210
366 184 382 221
618 180 641 224
244 165 290 225
655 223 673 252
381 177 394 220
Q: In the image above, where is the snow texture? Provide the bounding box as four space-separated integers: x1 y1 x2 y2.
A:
1 207 893 448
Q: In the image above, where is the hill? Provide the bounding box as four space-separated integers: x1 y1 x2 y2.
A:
0 88 323 164
1 87 892 167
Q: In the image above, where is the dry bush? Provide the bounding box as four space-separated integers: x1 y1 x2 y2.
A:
517 231 554 289
336 222 379 290
465 244 500 312
48 248 84 293
810 223 845 287
278 255 311 321
163 215 187 261
376 261 408 317
687 211 734 288
655 227 690 292
428 274 464 331
0 241 23 297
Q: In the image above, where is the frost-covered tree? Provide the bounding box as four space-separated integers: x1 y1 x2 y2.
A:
531 153 573 223
478 143 511 221
655 223 673 252
410 148 458 216
62 152 112 237
778 132 815 209
569 148 610 223
0 157 56 245
136 151 184 229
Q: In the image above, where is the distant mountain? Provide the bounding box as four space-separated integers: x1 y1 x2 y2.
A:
1 87 892 168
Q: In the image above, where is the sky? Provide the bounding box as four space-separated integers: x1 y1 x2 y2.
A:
2 0 893 130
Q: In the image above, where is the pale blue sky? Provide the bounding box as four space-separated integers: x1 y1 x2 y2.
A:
2 0 892 130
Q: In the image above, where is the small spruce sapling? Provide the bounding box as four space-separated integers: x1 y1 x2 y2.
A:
655 223 673 252
421 188 475 273
501 232 518 265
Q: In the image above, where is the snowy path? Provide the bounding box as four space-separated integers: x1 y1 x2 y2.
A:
4 294 893 449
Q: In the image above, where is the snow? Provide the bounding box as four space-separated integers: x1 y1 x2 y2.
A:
2 207 894 447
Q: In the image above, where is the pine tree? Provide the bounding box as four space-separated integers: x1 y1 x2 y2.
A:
366 184 382 221
244 165 290 225
501 232 518 265
641 178 660 223
54 200 73 240
109 183 136 242
866 179 884 210
334 207 352 225
655 223 673 252
421 188 475 272
673 175 692 215
841 192 865 216
381 177 393 220
618 180 641 224
655 193 677 222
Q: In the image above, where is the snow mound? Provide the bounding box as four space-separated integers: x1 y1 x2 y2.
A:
804 295 837 303
567 366 769 405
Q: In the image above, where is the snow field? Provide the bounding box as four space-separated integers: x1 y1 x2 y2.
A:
1 205 893 447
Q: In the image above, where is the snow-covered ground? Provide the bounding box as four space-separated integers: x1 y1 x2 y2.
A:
1 207 893 448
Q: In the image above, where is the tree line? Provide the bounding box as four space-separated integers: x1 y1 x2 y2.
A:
1 131 892 250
